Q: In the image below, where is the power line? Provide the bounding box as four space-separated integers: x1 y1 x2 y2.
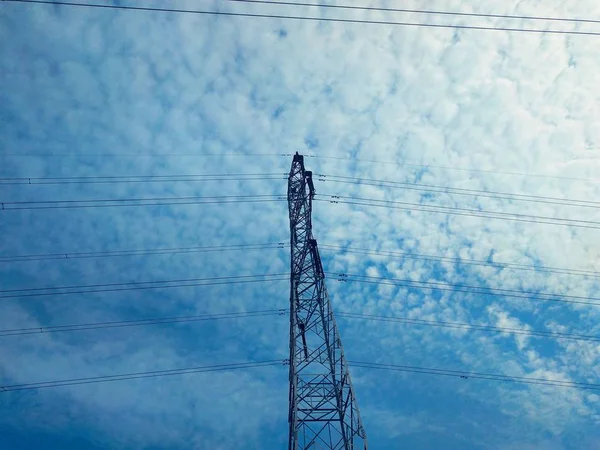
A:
6 0 600 37
1 194 284 210
317 174 600 210
0 309 286 337
337 311 600 343
302 154 598 183
0 173 287 185
0 360 284 392
6 171 597 211
0 273 287 299
4 239 597 279
5 149 593 183
8 171 597 211
4 306 597 344
0 173 284 181
0 242 285 263
320 244 600 279
2 357 597 392
0 152 284 158
3 150 594 184
2 198 282 211
349 361 600 391
320 195 600 230
330 194 600 227
7 190 598 228
332 272 600 307
2 193 277 205
225 0 600 25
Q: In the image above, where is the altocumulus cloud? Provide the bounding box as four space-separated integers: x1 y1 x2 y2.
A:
1 0 600 449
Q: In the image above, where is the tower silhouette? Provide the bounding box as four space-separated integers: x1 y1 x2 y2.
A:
287 153 368 450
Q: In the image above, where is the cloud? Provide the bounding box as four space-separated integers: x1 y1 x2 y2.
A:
1 0 600 448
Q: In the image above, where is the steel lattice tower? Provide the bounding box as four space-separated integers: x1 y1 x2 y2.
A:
287 153 368 450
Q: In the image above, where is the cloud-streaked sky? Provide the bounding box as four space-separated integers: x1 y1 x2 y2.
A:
2 1 600 448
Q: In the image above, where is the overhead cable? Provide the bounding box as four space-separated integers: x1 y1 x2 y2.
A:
320 195 600 230
5 241 597 280
0 309 286 337
299 154 598 183
225 0 600 25
337 312 600 343
8 170 597 210
0 173 286 185
6 170 597 211
320 244 600 278
2 358 597 392
1 152 284 158
349 361 600 391
0 360 284 392
317 174 600 209
0 242 285 263
331 272 600 307
3 308 597 344
5 0 600 37
5 150 593 183
0 273 287 299
1 194 284 210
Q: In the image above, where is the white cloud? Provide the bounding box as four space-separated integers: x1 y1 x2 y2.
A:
1 0 600 448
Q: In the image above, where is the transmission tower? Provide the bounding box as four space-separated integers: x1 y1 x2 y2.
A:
287 152 368 450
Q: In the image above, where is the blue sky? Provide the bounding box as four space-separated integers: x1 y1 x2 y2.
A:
1 0 600 448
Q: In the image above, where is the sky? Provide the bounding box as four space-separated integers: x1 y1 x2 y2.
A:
1 0 600 448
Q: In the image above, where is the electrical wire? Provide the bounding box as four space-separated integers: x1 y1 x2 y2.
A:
1 273 284 294
0 173 283 181
7 170 597 211
3 306 597 344
316 174 600 209
225 0 600 25
2 356 597 393
6 170 597 211
0 273 288 299
331 194 600 227
0 360 283 392
5 0 600 37
301 154 598 183
319 195 600 230
0 152 284 158
336 311 600 343
2 193 277 205
4 149 593 183
331 272 600 307
320 244 600 279
0 309 286 337
349 361 600 391
4 238 597 280
7 189 597 229
1 194 284 210
0 174 286 185
2 150 594 183
0 242 285 263
5 240 597 280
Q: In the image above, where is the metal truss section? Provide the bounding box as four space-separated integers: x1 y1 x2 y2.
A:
287 152 368 450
